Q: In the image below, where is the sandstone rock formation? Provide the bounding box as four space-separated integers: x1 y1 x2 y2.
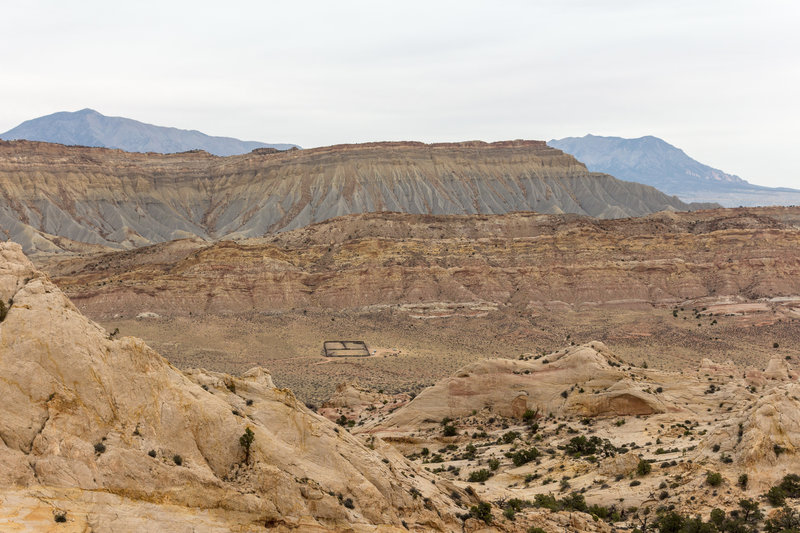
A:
37 207 800 320
368 343 675 430
0 139 704 253
0 242 470 531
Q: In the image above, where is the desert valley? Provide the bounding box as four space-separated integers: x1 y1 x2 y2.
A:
1 122 800 532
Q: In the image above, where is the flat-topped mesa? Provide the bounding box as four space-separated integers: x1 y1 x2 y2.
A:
0 138 697 253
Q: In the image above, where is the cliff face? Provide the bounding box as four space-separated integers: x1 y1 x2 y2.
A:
0 139 701 253
0 242 468 531
38 207 800 319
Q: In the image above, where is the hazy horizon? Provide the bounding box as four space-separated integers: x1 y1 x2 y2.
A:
2 0 798 188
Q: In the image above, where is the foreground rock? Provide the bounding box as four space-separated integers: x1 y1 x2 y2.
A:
0 242 469 531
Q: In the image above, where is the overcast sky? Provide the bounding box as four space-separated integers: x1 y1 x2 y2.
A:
2 0 798 187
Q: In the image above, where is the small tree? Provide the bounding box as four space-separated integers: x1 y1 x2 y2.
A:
636 459 652 476
240 427 255 464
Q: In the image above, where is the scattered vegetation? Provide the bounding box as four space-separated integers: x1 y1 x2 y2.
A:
240 427 255 464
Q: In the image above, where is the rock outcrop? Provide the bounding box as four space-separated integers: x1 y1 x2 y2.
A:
0 242 467 531
368 343 675 430
0 139 702 253
38 207 800 319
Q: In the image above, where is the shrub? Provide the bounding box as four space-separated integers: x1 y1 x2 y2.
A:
468 469 492 483
522 409 538 422
636 459 652 476
442 424 457 437
0 300 7 322
706 471 723 487
738 473 748 489
173 454 183 466
528 528 546 533
240 427 255 464
469 501 492 524
779 473 800 497
148 449 156 458
511 447 540 467
488 458 500 471
343 497 354 509
764 506 800 533
767 486 786 506
94 442 106 454
54 510 67 523
501 431 520 444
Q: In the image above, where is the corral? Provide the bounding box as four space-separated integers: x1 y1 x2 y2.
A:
323 340 370 358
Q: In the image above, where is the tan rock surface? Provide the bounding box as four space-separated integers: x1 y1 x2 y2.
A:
0 242 469 531
368 343 675 430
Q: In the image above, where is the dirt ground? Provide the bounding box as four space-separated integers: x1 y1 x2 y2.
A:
101 302 799 405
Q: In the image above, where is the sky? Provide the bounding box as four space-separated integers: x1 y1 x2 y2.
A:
2 0 798 188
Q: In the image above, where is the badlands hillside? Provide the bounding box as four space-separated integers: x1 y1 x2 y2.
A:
37 206 800 403
0 139 711 253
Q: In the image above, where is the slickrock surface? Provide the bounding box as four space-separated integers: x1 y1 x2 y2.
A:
0 242 473 532
326 343 800 529
0 139 705 253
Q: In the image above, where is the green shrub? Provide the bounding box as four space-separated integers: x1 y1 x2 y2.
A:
636 459 652 476
488 458 500 471
511 447 540 467
706 471 723 487
765 506 800 532
501 431 520 444
239 427 255 464
442 424 457 437
469 501 492 524
468 469 492 483
94 442 106 454
766 486 786 506
173 454 183 466
779 473 800 497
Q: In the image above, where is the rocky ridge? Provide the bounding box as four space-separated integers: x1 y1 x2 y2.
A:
0 139 708 253
38 207 800 319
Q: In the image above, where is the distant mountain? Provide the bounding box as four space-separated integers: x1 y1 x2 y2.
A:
0 108 298 156
548 135 800 207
